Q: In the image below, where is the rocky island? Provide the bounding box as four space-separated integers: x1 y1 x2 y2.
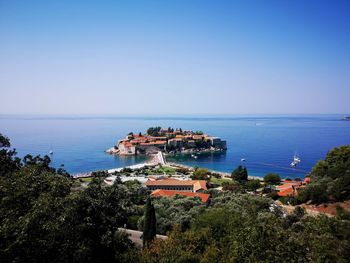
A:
106 127 227 155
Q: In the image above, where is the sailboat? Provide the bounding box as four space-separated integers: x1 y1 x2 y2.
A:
290 153 301 167
49 144 53 155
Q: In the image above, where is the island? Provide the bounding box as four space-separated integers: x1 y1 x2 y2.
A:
106 127 227 155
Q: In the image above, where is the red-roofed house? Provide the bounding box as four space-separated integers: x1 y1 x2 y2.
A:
146 178 207 192
303 177 311 184
276 178 311 197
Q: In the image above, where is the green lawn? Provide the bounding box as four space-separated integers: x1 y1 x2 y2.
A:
146 166 177 175
80 177 93 183
210 177 233 186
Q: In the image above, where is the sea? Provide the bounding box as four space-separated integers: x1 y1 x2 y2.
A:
0 115 349 179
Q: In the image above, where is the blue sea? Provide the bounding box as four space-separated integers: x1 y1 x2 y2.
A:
0 115 349 179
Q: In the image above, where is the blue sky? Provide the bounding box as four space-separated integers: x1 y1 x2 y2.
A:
0 0 349 115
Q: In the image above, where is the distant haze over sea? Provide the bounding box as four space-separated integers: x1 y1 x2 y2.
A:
0 114 349 179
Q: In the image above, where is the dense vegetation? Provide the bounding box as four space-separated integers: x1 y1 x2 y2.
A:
0 134 140 262
139 195 206 235
231 165 248 183
143 197 157 247
292 146 350 204
264 173 281 185
142 195 350 262
146 127 162 137
1 133 350 262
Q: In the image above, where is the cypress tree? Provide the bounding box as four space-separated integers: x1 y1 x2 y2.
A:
143 196 157 247
231 165 248 183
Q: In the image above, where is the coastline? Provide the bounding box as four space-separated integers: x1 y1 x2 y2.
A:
73 152 300 181
165 161 264 181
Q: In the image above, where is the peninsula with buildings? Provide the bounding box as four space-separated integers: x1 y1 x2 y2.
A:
106 127 227 155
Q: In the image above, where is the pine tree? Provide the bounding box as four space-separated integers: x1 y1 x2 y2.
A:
143 196 157 247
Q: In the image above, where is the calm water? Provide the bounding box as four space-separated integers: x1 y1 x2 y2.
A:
0 115 349 179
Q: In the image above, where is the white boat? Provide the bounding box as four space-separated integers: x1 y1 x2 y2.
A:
290 154 301 167
49 144 53 155
241 158 246 162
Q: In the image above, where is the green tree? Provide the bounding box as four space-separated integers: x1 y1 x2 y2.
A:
147 127 161 136
0 135 137 262
0 133 21 177
245 179 261 191
143 197 157 247
264 173 281 185
231 165 248 183
191 168 210 181
299 146 350 204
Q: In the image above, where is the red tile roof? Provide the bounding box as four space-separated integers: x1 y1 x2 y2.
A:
152 189 210 203
277 187 296 197
145 179 207 190
303 177 311 183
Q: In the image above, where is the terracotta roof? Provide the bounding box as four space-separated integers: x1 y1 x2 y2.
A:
303 177 311 183
276 182 301 191
140 141 166 146
277 187 296 197
146 179 207 190
148 136 167 141
152 141 167 145
152 189 210 203
193 135 204 140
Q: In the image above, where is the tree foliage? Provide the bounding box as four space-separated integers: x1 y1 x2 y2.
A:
298 146 350 204
263 173 281 185
0 133 21 177
143 197 157 247
231 165 248 183
142 193 350 263
0 134 137 262
147 127 162 136
191 168 210 182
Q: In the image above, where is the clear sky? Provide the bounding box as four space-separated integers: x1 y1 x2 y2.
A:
0 0 349 115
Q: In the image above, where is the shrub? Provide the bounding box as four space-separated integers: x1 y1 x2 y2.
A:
264 173 281 185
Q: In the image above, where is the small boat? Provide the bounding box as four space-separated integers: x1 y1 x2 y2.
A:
49 144 53 155
290 154 301 167
241 158 246 162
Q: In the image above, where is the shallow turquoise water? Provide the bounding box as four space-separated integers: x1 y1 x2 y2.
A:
0 115 349 178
